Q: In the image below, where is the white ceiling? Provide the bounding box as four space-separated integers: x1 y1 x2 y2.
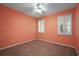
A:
1 3 76 18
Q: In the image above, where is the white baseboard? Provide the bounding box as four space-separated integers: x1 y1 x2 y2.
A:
39 39 75 48
0 39 36 50
0 39 76 52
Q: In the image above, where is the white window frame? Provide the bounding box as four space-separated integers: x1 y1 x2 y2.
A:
57 14 72 35
38 19 45 33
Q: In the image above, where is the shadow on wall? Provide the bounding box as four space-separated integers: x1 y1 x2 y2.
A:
75 3 79 55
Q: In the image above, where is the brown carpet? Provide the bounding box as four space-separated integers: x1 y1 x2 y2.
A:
0 40 77 56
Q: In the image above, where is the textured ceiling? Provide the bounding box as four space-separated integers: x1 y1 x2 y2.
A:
1 3 76 18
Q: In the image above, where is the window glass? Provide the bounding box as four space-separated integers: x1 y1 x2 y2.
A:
38 19 45 33
57 14 72 35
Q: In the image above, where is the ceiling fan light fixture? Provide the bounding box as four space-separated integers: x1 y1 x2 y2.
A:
38 4 46 11
33 3 45 14
34 8 42 14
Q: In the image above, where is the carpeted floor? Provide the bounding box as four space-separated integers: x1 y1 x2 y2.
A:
0 40 77 56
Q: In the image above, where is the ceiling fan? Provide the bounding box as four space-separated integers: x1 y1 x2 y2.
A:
33 3 45 14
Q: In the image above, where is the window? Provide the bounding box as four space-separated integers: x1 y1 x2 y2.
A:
57 14 72 35
38 19 45 33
